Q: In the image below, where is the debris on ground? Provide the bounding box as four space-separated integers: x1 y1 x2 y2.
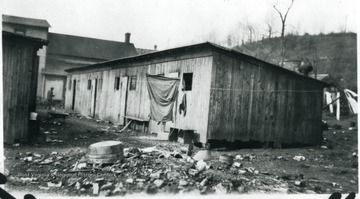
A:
293 156 306 161
4 110 358 196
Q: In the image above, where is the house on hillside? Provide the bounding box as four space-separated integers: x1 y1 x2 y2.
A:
37 32 138 103
283 60 301 72
2 15 49 144
64 42 328 147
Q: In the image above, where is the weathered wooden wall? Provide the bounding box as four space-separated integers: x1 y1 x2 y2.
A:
208 50 324 145
44 75 66 100
3 34 42 144
65 44 325 145
65 51 213 143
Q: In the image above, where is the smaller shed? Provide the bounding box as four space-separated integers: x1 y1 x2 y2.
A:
2 31 48 144
65 42 328 146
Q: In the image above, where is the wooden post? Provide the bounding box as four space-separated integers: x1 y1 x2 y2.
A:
336 92 340 120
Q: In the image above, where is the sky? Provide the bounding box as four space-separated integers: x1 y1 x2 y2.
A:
1 0 358 50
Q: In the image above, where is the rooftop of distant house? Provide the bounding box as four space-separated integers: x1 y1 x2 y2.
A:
47 32 138 60
2 14 51 28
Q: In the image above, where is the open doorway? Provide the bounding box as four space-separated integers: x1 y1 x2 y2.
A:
71 80 76 111
90 79 98 118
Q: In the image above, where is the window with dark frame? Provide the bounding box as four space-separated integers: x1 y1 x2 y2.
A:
130 75 137 90
87 80 91 90
182 73 193 91
69 79 72 90
114 77 120 90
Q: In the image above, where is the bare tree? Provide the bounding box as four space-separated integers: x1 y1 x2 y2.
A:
264 11 278 39
273 0 295 67
247 25 255 43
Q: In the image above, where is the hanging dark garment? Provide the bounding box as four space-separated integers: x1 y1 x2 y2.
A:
179 93 187 116
146 74 180 122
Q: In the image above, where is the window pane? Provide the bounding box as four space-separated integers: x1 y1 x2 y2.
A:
182 73 193 91
88 80 91 90
130 75 137 90
114 77 120 90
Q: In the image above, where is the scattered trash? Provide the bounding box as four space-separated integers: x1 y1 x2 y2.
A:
75 182 81 190
47 181 62 188
234 154 244 161
219 154 234 165
40 158 54 165
232 162 242 168
92 183 99 195
179 179 188 187
167 171 181 180
214 183 227 194
173 153 183 159
23 156 33 162
126 178 134 184
150 171 161 179
238 169 247 174
293 156 306 161
320 145 328 149
276 156 284 160
7 117 357 196
100 182 113 190
193 149 212 161
19 177 38 182
188 169 199 176
200 178 208 186
141 146 158 153
67 177 81 186
154 179 164 187
294 181 305 187
33 153 42 158
39 186 50 190
196 160 208 172
75 162 87 170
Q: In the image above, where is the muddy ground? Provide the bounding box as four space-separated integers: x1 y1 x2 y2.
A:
3 108 358 196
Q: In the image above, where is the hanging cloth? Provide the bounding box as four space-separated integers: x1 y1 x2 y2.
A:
146 74 180 122
179 93 187 116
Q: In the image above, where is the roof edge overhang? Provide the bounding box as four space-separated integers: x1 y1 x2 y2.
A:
65 42 212 73
65 42 329 87
2 31 49 46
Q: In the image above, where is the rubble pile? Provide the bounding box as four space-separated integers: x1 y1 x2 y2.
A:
5 115 358 195
10 143 345 196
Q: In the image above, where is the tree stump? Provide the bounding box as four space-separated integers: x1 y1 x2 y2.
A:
87 141 124 164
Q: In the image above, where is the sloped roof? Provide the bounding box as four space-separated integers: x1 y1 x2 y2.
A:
2 14 50 28
47 33 138 60
66 42 328 87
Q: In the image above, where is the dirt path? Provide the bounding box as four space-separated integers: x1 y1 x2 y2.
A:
3 110 358 196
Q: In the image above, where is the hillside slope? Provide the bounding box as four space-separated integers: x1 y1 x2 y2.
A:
234 32 357 90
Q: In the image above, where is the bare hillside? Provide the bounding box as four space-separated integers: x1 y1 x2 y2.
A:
234 32 357 90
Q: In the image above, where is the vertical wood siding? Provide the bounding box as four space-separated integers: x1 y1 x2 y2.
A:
3 36 41 143
208 51 324 145
64 46 325 145
65 56 213 143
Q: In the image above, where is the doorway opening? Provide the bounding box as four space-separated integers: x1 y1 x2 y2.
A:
71 80 76 111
